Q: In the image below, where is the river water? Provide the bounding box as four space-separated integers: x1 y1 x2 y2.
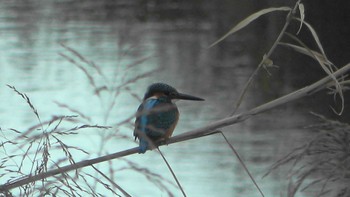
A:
0 1 344 196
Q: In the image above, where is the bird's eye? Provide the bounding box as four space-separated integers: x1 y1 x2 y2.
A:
169 92 176 97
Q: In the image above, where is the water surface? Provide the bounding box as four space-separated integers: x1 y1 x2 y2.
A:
0 1 338 196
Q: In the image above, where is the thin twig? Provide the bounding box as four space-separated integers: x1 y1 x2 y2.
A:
91 165 131 197
214 130 264 197
157 147 186 197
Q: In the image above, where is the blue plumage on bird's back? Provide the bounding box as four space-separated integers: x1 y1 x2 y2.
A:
134 96 179 153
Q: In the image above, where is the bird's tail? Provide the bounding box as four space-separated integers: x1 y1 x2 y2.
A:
138 138 148 154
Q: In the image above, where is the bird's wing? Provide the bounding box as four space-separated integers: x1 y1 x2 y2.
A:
134 99 159 140
134 104 143 140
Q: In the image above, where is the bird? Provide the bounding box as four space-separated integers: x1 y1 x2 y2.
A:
134 83 204 153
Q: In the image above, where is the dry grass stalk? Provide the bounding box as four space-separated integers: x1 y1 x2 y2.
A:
0 86 112 196
264 112 350 196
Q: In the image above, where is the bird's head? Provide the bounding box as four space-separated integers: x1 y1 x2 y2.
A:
143 83 204 101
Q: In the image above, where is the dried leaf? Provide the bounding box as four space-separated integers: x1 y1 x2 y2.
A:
262 54 274 67
296 19 326 59
279 42 333 67
209 7 291 47
285 32 344 114
296 3 305 34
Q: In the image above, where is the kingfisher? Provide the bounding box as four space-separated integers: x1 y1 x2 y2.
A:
134 83 204 153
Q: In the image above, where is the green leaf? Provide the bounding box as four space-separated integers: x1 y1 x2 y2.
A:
296 3 305 34
209 7 291 48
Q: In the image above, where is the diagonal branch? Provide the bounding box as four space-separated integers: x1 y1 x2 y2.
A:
170 63 350 144
1 63 350 193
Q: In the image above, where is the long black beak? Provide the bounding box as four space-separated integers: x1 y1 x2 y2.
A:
175 92 205 101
